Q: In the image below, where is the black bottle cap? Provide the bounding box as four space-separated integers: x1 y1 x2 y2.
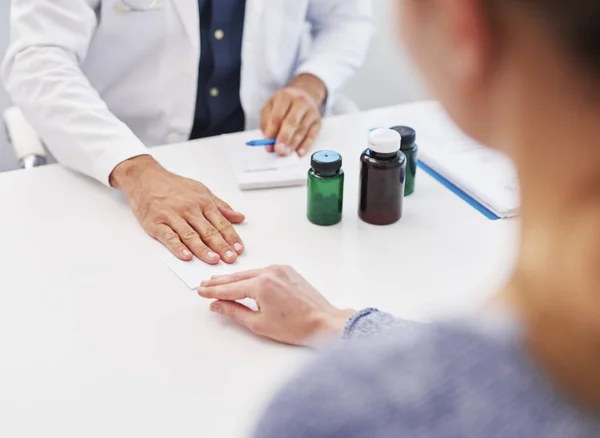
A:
311 150 342 176
390 126 417 149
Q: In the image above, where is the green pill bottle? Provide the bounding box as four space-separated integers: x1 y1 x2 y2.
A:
307 150 344 226
391 126 418 196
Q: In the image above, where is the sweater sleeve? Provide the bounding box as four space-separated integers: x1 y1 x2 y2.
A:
342 308 424 340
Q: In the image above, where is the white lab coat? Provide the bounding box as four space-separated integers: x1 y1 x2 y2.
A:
1 0 372 185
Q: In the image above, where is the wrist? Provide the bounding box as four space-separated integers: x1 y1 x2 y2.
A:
289 73 328 107
313 308 356 340
109 155 163 191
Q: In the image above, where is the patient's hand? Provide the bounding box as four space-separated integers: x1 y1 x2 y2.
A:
198 265 355 346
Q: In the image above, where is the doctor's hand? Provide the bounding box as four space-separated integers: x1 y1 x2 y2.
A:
261 73 327 158
198 265 355 346
110 155 245 264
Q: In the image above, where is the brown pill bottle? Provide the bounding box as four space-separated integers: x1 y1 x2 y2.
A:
359 129 406 225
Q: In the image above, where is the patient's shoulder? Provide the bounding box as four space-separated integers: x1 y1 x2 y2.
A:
253 319 598 438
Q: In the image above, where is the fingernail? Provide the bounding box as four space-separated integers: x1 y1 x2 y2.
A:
211 303 223 314
277 143 288 155
298 148 306 156
225 250 236 260
234 243 243 252
207 252 219 260
287 146 294 154
182 249 192 257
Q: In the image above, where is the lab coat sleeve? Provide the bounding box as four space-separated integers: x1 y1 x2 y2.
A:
296 0 373 103
1 0 149 186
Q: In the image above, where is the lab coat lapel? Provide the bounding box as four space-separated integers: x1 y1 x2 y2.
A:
171 0 200 55
242 0 265 54
240 0 267 129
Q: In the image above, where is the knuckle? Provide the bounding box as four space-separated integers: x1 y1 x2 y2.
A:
260 272 279 289
151 214 168 225
181 230 200 242
180 200 198 214
219 200 233 210
279 135 291 145
205 205 221 215
216 242 231 252
201 226 221 239
298 97 311 108
147 207 170 224
216 219 234 232
287 114 302 126
247 321 263 335
165 232 180 244
269 264 286 274
295 127 308 139
258 275 272 289
223 306 237 319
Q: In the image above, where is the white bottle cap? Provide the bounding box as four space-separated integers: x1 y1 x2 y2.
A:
369 129 401 154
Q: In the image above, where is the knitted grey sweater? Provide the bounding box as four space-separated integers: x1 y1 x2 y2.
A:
253 309 600 438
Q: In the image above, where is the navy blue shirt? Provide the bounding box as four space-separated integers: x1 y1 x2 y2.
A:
190 0 246 140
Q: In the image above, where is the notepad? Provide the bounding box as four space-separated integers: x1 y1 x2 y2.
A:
228 144 306 190
156 244 268 289
411 103 520 218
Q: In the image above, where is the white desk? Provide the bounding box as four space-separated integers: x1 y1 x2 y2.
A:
0 103 518 438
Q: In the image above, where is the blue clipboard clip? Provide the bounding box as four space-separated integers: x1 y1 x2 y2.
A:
417 161 501 220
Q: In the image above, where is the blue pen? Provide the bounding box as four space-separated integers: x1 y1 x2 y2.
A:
246 138 276 147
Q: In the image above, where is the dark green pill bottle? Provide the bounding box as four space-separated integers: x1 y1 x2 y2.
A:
307 150 344 226
391 126 418 196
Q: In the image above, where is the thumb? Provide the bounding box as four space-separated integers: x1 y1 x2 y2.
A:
211 300 257 330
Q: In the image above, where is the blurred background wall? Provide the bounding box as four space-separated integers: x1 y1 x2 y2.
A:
343 0 426 109
0 0 18 172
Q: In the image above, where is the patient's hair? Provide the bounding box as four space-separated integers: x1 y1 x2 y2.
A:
487 0 600 74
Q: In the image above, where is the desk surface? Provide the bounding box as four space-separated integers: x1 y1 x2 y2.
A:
0 102 518 438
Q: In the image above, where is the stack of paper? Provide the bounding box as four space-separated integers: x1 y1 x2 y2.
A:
228 144 306 190
414 105 520 218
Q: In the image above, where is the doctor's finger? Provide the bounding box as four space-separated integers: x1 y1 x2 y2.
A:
260 100 275 136
186 213 238 264
270 91 294 126
152 223 193 261
261 106 278 153
267 94 294 147
275 101 309 155
204 206 245 255
297 122 321 157
213 197 245 224
169 217 221 264
289 111 319 155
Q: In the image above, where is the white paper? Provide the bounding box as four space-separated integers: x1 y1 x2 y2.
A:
238 147 301 173
156 244 268 289
228 144 306 190
412 104 520 218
